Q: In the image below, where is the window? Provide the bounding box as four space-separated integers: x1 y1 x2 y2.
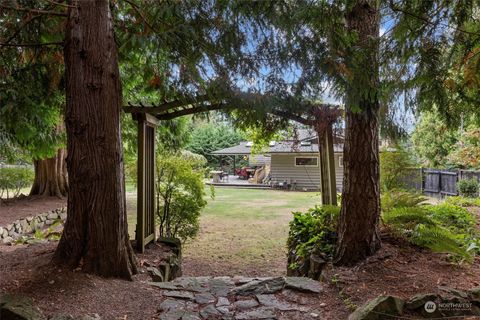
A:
338 156 343 168
295 156 318 167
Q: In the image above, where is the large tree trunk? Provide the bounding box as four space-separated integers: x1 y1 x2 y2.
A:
334 0 381 265
54 0 137 279
30 148 68 197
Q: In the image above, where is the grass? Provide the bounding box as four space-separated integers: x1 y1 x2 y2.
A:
184 187 321 276
126 187 321 276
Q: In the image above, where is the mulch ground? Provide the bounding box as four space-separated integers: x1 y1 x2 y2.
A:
1 198 480 318
0 195 66 226
1 236 479 319
325 237 480 307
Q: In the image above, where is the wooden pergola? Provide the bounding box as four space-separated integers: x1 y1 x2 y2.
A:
124 95 340 252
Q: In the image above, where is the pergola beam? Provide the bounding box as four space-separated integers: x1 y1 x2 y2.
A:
124 95 341 207
124 94 213 115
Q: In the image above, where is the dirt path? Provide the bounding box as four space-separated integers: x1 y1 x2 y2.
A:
0 196 66 226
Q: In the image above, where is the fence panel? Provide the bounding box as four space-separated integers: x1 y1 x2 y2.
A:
401 168 423 192
404 169 480 198
423 170 440 197
440 171 458 196
459 170 480 182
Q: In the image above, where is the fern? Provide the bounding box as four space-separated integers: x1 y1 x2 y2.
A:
382 205 475 262
445 196 480 208
381 190 427 213
425 203 476 233
383 207 437 228
411 225 473 262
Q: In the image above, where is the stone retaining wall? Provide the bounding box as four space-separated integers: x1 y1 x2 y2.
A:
0 207 66 244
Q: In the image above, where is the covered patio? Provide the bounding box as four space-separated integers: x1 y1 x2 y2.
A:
209 142 271 188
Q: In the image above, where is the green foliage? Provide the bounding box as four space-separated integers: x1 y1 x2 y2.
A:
155 154 208 242
381 190 427 213
457 178 479 198
380 148 417 192
0 3 65 161
15 219 63 245
411 112 459 167
425 204 476 233
448 126 480 169
287 205 340 262
381 191 479 262
186 122 244 169
445 196 480 208
0 166 34 199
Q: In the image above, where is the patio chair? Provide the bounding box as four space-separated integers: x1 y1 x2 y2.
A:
221 171 229 182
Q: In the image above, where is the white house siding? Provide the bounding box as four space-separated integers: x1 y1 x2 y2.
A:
334 153 344 192
270 153 321 190
270 153 344 192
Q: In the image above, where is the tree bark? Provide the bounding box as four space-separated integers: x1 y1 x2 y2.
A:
54 0 137 279
334 0 381 265
30 148 68 197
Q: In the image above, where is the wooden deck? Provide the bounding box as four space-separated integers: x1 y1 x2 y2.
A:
205 175 271 189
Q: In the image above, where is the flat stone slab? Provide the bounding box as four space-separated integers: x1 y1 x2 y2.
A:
195 292 216 304
235 307 277 320
209 277 235 297
234 299 259 310
284 277 323 293
163 290 195 300
256 294 308 312
149 282 181 290
199 304 221 318
155 276 322 320
216 297 231 307
159 298 186 312
231 277 285 296
173 277 211 292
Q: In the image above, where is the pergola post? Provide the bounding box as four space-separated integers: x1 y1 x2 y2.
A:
318 123 337 206
132 113 159 253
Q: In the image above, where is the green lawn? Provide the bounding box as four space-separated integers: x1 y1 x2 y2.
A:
126 187 321 276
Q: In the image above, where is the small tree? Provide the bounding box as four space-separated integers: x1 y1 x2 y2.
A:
0 166 34 199
187 122 244 169
412 112 458 167
380 148 417 192
156 154 207 241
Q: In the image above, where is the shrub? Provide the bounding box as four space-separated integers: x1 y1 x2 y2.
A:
457 178 479 198
0 166 34 199
380 148 417 192
381 191 479 262
155 154 207 242
383 206 476 261
445 196 480 207
425 203 476 233
287 205 340 268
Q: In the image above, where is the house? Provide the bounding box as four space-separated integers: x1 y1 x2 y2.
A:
211 129 344 191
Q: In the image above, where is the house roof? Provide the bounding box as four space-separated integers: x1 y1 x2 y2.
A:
211 141 343 155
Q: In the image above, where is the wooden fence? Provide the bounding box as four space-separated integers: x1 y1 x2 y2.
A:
404 168 480 198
